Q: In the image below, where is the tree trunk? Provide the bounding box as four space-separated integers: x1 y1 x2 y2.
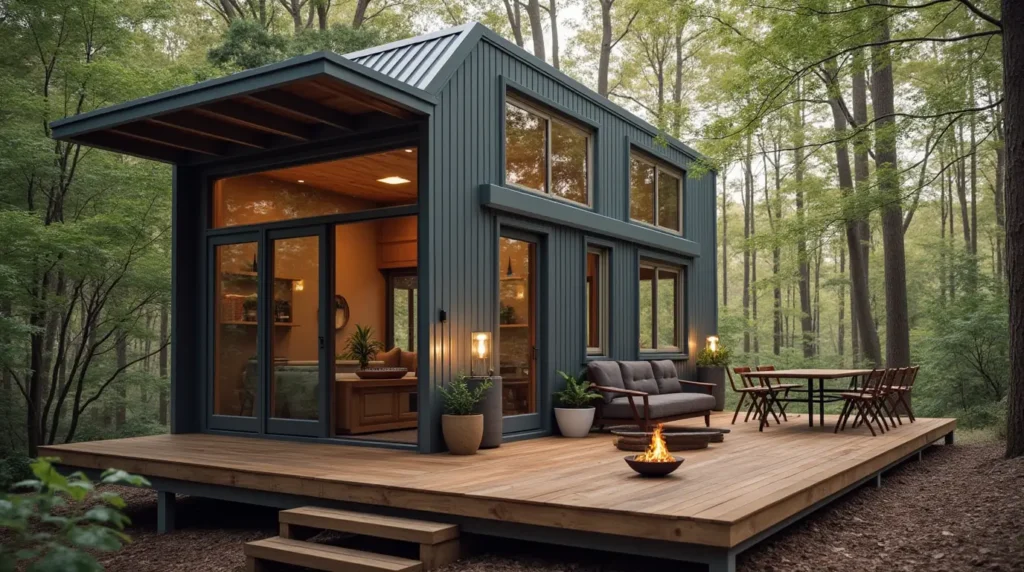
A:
825 61 882 366
748 138 758 355
956 125 973 252
838 244 846 360
352 0 369 28
159 303 169 426
526 0 545 62
870 7 911 368
115 330 128 430
1003 0 1024 459
598 0 613 96
502 0 525 48
671 26 683 136
793 85 814 359
721 165 728 307
549 0 560 69
742 142 751 354
316 1 329 30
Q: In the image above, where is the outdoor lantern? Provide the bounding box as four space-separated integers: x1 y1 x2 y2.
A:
471 331 491 376
293 279 304 292
707 335 719 353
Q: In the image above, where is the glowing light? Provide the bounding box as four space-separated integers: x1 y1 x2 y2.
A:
707 336 719 352
377 176 411 185
293 280 304 292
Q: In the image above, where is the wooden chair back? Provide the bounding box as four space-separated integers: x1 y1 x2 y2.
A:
728 366 752 391
902 366 920 389
756 365 779 389
884 367 908 392
857 368 884 398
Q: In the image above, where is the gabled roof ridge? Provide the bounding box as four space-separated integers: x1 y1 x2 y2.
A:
344 22 478 60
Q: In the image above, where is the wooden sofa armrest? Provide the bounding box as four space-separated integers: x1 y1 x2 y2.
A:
679 380 715 395
588 384 649 397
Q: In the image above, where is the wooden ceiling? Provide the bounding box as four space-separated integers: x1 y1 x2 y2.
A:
261 147 418 204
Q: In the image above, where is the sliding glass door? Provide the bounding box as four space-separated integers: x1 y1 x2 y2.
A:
207 227 330 437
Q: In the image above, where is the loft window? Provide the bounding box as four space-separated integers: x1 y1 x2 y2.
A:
629 153 683 234
586 247 609 355
639 261 684 352
505 97 591 206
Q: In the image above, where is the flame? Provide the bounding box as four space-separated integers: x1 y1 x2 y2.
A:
634 424 676 462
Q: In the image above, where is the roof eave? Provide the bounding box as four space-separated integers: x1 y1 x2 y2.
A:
50 53 435 142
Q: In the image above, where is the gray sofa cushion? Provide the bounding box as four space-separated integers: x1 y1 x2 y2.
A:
587 361 626 403
603 393 716 419
619 361 660 395
650 360 682 394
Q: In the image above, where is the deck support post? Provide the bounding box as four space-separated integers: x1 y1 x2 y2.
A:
944 431 955 445
157 491 176 534
917 450 923 462
705 550 736 572
874 472 882 489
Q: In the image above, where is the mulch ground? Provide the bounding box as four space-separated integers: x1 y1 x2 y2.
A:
49 440 1024 571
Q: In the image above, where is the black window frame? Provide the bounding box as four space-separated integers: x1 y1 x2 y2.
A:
629 151 685 235
638 260 685 353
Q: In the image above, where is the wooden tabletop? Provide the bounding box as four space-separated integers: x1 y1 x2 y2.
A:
739 368 872 379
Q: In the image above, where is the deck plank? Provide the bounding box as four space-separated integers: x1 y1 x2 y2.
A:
39 412 955 549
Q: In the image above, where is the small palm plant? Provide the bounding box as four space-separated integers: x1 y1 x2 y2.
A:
340 324 384 370
554 371 601 408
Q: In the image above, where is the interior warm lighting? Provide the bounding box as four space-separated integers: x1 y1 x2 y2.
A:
377 176 411 185
297 179 304 183
404 148 414 153
293 279 304 292
515 284 525 300
707 335 719 352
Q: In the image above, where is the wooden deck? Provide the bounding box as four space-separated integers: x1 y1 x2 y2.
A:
40 413 954 552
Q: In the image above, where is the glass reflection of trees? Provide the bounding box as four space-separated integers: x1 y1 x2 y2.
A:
630 154 683 234
505 98 589 206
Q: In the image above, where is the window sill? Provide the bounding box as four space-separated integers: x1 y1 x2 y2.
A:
638 351 689 361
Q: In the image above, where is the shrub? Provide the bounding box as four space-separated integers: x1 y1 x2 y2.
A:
0 458 148 571
696 344 731 367
439 375 492 416
554 371 601 408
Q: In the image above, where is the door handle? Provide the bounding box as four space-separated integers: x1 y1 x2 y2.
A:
319 336 325 350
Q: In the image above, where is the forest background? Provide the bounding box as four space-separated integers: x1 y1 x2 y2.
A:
0 0 1019 481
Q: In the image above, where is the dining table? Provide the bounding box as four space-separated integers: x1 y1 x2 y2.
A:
739 368 873 428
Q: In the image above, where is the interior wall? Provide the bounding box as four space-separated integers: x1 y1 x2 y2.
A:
334 219 387 355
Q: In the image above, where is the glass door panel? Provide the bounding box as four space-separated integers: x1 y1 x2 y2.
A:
270 236 320 422
266 229 327 437
499 235 539 432
210 238 260 432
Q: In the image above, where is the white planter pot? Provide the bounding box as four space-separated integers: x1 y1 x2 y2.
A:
554 407 596 438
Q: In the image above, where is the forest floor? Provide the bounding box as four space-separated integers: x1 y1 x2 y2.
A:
68 436 1024 571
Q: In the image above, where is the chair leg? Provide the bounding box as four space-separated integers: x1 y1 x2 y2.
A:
704 413 710 427
841 402 855 431
870 400 887 433
880 396 900 426
745 395 760 423
834 401 851 433
856 402 877 436
898 392 915 422
778 389 790 421
731 393 747 425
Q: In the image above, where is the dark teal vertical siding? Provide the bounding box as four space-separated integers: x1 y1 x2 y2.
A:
424 40 717 448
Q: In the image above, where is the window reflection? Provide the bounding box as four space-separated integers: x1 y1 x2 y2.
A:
630 158 655 225
505 103 547 192
551 120 588 204
214 242 259 417
658 172 681 231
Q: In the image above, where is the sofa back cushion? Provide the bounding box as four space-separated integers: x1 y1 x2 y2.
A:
650 360 682 394
379 347 402 368
619 361 660 395
587 361 626 403
400 350 417 374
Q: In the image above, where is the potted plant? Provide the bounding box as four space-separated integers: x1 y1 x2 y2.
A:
553 371 601 437
440 375 493 455
340 324 385 375
696 339 731 409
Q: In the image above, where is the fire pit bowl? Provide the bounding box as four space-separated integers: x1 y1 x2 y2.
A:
624 455 684 477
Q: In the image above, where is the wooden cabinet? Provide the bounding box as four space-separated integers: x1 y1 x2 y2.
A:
377 217 417 269
334 375 418 435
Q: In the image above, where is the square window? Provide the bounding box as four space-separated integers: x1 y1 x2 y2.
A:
505 96 591 206
505 102 547 193
630 151 684 234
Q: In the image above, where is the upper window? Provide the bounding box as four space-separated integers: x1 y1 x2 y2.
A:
630 153 683 234
212 147 417 229
505 97 590 206
639 261 684 352
586 247 609 355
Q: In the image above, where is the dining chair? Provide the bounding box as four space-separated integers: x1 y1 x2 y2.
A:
756 365 800 421
889 365 919 423
835 368 887 436
726 367 773 426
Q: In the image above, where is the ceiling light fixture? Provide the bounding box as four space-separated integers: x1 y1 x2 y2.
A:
377 176 411 185
297 179 305 183
404 149 413 153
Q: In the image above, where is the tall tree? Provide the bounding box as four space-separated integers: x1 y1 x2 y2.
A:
1003 0 1023 458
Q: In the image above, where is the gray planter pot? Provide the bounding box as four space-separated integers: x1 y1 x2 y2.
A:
697 367 726 411
467 376 502 448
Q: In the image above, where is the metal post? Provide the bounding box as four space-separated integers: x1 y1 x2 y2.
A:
157 491 176 534
874 472 882 489
917 450 923 462
944 431 955 445
706 551 736 572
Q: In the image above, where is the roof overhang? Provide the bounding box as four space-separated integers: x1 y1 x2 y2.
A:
50 52 436 165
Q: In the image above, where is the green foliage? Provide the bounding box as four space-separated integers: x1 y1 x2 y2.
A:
554 371 600 409
0 458 149 572
696 344 731 368
0 455 32 492
340 324 384 370
208 20 385 72
439 376 492 416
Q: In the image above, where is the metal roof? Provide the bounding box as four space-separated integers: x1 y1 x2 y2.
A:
345 23 478 91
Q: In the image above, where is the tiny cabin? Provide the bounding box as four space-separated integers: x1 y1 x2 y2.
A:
50 22 718 453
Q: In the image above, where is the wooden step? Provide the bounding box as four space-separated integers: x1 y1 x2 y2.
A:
244 536 422 572
279 507 459 545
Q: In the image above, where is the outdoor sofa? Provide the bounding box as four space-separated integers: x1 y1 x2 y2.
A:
586 360 717 431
